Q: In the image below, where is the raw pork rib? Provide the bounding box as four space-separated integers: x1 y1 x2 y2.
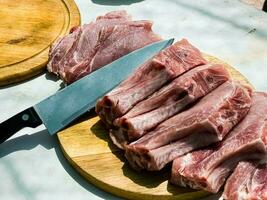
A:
171 92 267 193
47 10 161 83
111 63 230 148
96 39 206 127
222 160 267 200
125 81 251 171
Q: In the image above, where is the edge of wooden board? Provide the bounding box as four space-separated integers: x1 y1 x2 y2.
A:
59 140 209 200
0 0 81 86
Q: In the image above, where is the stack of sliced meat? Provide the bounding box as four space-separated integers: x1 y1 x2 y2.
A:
95 35 267 197
47 10 161 83
221 93 267 200
126 81 251 171
96 39 206 130
114 63 230 147
96 37 253 169
171 92 267 194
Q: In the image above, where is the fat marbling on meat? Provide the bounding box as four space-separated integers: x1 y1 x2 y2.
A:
222 160 267 200
111 63 230 148
47 10 161 83
171 92 267 193
96 39 207 128
125 81 252 171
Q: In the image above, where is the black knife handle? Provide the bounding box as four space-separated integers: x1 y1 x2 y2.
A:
0 107 42 144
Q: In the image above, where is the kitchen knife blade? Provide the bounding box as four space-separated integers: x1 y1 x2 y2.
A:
0 39 174 143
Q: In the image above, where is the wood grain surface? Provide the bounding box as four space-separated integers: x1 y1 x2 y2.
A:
57 55 252 200
0 0 80 86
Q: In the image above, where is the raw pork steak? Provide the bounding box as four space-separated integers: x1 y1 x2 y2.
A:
222 160 267 200
126 81 251 171
171 92 267 193
47 10 161 83
111 63 230 149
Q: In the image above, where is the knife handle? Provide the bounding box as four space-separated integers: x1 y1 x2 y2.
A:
0 107 42 144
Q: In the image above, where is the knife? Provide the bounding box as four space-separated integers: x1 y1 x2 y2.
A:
0 39 174 144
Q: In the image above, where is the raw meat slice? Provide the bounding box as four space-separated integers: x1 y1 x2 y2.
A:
222 160 267 200
90 20 159 71
249 164 267 200
112 63 230 147
96 39 207 126
47 27 82 74
63 20 161 83
47 10 130 75
126 131 219 171
171 92 267 193
47 10 161 83
125 81 252 171
247 163 267 200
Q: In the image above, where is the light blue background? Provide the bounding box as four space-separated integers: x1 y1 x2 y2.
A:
0 0 266 199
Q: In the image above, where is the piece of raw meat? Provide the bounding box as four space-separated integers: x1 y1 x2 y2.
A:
96 39 207 127
47 11 130 75
47 10 161 83
125 81 252 171
111 63 230 148
222 160 267 200
63 20 161 83
171 92 267 193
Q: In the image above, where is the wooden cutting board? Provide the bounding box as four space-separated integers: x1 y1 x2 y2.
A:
57 55 252 200
0 0 80 86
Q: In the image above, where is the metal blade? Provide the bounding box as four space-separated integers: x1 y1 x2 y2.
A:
34 39 174 135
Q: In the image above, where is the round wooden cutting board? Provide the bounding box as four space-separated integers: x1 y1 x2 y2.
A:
57 55 252 200
0 0 80 86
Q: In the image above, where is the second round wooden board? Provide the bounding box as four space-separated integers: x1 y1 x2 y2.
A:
0 0 80 86
57 55 252 200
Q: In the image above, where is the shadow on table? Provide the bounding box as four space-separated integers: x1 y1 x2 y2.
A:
91 0 144 6
0 129 56 158
44 71 59 82
264 0 267 12
0 127 120 200
45 72 65 89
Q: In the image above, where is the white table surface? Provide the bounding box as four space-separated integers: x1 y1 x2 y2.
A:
0 0 266 200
